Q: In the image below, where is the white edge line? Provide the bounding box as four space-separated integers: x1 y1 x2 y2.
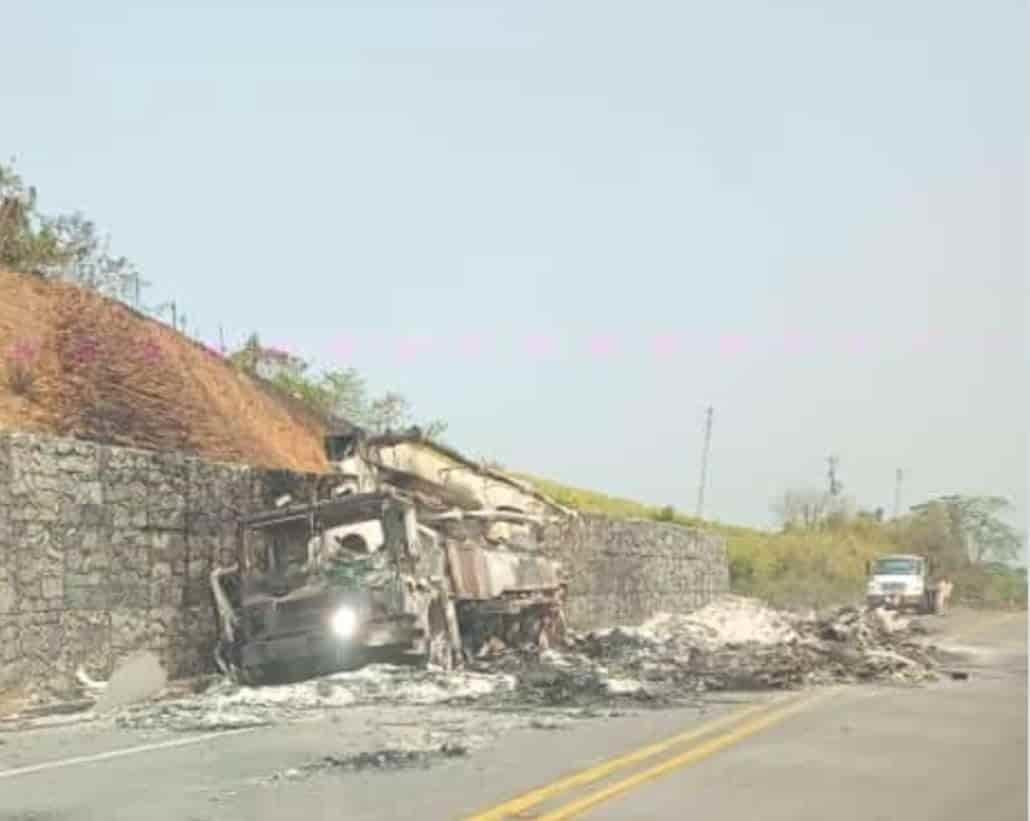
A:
0 726 261 780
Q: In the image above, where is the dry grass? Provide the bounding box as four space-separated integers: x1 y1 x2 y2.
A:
0 269 330 472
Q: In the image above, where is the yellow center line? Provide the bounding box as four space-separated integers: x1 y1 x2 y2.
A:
536 688 838 820
465 694 801 821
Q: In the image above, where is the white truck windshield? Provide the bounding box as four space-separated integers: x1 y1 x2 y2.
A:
874 558 920 575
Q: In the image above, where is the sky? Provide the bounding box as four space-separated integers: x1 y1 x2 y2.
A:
2 1 1026 537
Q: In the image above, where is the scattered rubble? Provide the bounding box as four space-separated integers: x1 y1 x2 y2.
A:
112 666 517 732
470 596 944 707
58 597 944 736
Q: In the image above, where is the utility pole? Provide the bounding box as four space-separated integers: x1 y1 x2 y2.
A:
827 455 842 497
695 406 713 520
170 300 177 331
894 468 904 519
219 324 226 354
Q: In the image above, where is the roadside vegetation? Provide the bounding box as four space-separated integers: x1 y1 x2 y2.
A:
224 333 448 441
515 473 1026 611
0 159 443 438
0 160 144 306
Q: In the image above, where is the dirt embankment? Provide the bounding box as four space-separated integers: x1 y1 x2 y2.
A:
0 269 330 472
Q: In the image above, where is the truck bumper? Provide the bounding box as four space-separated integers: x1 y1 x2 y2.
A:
866 594 925 611
240 620 420 670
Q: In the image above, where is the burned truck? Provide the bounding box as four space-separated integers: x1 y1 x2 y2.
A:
211 429 571 684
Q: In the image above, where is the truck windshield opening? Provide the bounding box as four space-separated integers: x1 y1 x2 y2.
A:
874 558 919 575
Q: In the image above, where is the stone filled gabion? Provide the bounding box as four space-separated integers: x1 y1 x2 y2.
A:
0 433 729 701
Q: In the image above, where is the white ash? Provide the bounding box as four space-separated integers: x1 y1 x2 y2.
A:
111 665 516 732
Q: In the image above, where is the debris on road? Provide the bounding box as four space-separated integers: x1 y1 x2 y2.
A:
112 665 517 732
471 596 944 706
70 596 944 734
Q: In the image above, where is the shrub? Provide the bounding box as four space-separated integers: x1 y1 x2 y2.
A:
4 338 41 395
656 505 676 522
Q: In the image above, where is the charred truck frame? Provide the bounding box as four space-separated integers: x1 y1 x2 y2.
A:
211 428 571 684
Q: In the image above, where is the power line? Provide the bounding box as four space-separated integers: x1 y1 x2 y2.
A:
695 406 713 520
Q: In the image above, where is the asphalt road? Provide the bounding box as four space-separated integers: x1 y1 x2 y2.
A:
0 609 1025 821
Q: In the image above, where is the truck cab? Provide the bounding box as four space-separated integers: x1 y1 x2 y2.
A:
211 491 462 685
865 553 938 614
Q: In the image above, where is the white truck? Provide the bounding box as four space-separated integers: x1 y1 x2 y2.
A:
865 553 942 614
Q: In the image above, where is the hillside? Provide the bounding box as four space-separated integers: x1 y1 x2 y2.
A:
0 269 331 472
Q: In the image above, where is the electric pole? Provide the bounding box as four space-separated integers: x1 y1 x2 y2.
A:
695 406 713 520
894 468 904 519
827 455 842 497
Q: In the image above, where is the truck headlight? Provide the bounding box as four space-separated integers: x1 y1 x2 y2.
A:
330 606 358 639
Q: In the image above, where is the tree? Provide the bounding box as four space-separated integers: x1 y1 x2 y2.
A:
421 418 449 442
227 333 263 375
772 485 856 531
321 368 371 422
40 212 146 301
908 495 1023 565
895 500 962 571
366 392 411 434
0 161 65 274
0 160 146 303
226 337 448 442
772 487 843 530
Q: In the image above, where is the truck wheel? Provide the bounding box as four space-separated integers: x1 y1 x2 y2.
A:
240 663 278 686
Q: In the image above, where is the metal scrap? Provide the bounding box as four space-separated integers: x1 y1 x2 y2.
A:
470 600 945 706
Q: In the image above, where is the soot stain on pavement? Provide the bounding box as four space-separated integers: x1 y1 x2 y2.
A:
0 813 74 821
259 743 471 788
310 742 469 772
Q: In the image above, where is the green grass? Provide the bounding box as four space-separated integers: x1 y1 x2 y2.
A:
512 471 898 610
510 472 704 527
514 472 1029 610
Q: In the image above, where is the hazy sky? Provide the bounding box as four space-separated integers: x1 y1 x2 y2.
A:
3 1 1025 533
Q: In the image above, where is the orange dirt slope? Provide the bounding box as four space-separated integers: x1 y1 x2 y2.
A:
0 268 331 472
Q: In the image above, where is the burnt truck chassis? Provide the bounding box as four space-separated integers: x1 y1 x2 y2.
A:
211 491 565 685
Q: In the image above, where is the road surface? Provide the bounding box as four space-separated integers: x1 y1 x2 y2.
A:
0 609 1025 821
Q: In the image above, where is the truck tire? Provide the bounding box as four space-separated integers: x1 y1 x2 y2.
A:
239 664 269 686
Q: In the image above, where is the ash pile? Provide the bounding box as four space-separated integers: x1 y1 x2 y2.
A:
75 596 943 734
472 596 943 707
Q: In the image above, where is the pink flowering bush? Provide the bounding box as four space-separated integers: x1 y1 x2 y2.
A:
4 338 42 395
139 338 163 366
68 335 99 368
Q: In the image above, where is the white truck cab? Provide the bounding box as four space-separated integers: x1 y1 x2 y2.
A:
866 553 938 614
